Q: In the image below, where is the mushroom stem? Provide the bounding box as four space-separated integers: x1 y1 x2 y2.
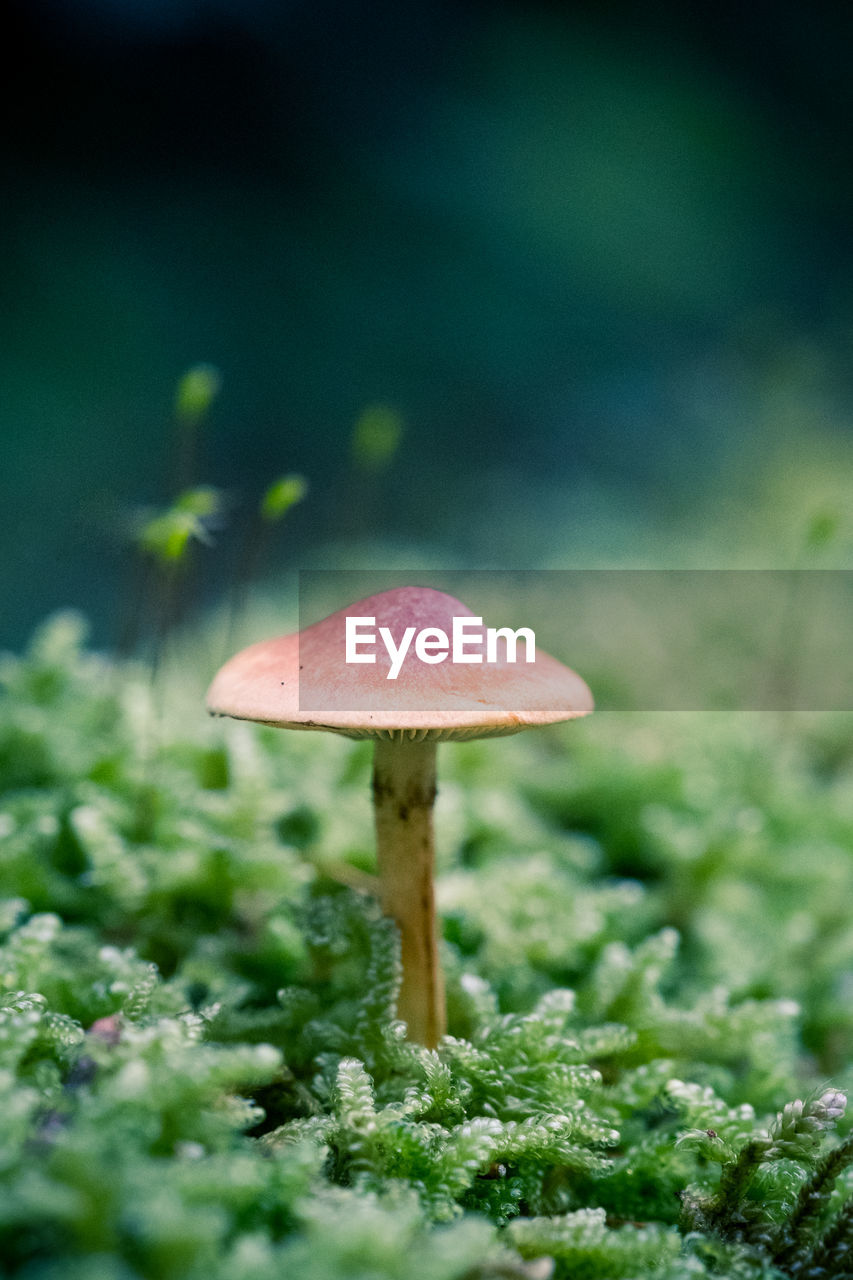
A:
372 736 445 1047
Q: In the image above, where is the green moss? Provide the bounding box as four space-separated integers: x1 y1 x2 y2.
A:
3 614 853 1276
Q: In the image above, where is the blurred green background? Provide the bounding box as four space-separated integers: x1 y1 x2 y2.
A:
4 0 853 649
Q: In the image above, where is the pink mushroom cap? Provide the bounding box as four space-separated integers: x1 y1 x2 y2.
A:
207 585 593 741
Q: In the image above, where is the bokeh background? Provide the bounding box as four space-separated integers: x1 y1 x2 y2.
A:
4 0 853 650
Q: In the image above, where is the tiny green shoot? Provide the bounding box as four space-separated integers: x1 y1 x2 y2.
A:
804 508 840 552
132 487 223 675
350 404 404 473
260 474 309 523
138 487 223 567
226 474 310 650
174 364 222 426
172 364 222 492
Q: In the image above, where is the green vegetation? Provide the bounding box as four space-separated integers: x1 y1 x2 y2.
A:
4 613 853 1277
350 405 404 474
259 476 308 525
174 365 223 428
136 487 223 566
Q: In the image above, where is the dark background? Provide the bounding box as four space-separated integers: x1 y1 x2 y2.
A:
4 0 853 649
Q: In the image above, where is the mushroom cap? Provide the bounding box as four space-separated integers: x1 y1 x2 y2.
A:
207 586 593 741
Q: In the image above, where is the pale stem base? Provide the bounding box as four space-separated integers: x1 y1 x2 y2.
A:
372 737 445 1047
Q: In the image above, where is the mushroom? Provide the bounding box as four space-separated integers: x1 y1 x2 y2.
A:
206 586 592 1047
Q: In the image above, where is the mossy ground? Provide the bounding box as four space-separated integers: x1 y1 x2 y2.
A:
4 613 853 1278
